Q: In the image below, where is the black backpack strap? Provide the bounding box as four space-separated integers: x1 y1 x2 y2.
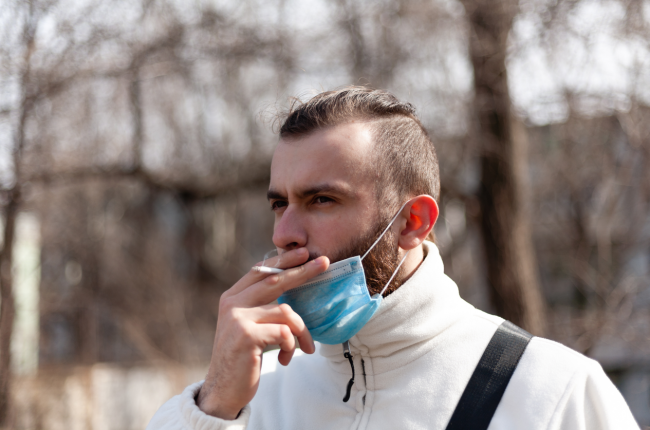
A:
445 320 533 430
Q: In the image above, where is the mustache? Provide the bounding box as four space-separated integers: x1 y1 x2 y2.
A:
306 251 352 264
307 252 321 263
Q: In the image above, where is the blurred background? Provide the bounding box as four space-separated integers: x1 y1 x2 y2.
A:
1 0 649 428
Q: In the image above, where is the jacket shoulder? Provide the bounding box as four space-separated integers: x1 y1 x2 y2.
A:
457 310 637 429
492 336 638 429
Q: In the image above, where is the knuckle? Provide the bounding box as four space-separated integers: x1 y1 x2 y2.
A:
279 325 292 340
218 296 233 313
229 307 243 321
265 275 280 286
278 303 293 317
295 317 306 332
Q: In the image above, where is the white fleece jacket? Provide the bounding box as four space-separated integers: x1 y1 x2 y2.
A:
147 242 639 430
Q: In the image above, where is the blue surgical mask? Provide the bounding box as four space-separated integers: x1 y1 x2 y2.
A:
276 202 410 345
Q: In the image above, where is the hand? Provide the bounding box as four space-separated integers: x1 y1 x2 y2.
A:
197 248 329 419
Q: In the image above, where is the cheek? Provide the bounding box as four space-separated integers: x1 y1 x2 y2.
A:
306 212 363 251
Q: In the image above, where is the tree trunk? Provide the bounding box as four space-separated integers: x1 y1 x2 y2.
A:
0 194 18 427
0 105 27 429
461 0 546 335
0 7 34 421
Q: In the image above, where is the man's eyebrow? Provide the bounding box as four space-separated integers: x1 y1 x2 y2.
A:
267 189 286 201
296 184 354 199
266 184 354 201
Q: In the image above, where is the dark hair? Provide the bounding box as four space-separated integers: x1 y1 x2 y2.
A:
279 86 439 223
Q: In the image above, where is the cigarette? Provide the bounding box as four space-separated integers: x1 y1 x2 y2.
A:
253 266 284 274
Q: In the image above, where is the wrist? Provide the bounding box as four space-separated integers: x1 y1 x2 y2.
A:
196 386 242 420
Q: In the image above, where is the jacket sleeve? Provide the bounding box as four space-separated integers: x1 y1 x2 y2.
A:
146 381 251 430
550 360 639 430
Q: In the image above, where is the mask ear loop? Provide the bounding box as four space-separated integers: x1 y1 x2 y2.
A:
361 201 410 261
378 249 410 297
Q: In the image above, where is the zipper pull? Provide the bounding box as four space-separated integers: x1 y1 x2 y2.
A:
342 341 355 402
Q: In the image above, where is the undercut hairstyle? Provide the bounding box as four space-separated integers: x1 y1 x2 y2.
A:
279 86 440 223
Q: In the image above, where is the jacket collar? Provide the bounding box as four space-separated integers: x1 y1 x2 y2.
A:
318 241 474 375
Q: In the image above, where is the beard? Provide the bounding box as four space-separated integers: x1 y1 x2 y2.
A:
309 215 406 297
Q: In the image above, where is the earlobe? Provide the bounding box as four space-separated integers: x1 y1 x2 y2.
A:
398 195 439 250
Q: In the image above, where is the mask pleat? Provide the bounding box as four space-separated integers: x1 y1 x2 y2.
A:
308 298 381 345
302 293 369 328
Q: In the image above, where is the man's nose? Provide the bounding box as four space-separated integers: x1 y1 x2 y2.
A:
272 206 307 251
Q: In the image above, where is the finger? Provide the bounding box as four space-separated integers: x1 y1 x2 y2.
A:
256 323 296 365
278 348 295 366
239 256 329 307
258 247 313 271
249 304 315 354
227 248 310 297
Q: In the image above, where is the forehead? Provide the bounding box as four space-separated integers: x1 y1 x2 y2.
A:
270 122 376 193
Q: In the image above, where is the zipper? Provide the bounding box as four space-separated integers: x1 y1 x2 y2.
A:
361 358 367 406
342 341 355 402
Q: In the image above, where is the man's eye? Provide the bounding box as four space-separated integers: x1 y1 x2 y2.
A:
314 196 334 204
271 201 287 211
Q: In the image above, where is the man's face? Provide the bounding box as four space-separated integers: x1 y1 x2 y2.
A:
268 122 380 262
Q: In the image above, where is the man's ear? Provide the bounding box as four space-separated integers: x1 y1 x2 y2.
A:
397 195 439 250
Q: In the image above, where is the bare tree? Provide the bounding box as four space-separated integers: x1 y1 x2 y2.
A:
459 0 546 335
0 0 294 423
0 1 40 423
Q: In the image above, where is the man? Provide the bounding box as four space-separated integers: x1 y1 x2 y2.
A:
148 87 638 429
